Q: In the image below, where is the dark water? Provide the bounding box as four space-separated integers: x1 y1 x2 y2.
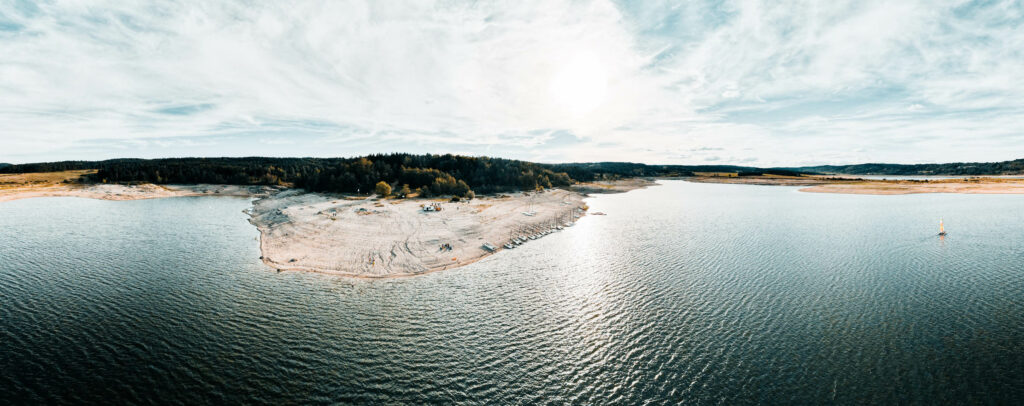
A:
1 181 1023 404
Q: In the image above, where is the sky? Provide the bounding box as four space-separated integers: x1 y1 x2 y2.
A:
1 0 1023 166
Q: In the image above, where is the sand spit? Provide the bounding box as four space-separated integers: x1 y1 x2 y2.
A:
248 189 588 278
687 175 1024 195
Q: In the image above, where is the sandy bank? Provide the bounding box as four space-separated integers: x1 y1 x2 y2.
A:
571 178 658 194
0 182 275 202
687 175 1024 195
248 189 587 278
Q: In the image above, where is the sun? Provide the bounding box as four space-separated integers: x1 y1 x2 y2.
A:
549 52 608 116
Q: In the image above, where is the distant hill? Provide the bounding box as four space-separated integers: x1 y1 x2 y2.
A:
0 163 10 169
791 158 1024 176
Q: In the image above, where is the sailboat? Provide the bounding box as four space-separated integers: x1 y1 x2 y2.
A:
938 219 947 236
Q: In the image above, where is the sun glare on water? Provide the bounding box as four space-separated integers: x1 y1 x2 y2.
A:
549 52 608 116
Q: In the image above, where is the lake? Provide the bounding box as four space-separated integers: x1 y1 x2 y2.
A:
1 181 1022 404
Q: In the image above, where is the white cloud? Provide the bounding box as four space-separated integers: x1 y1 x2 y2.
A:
0 0 1022 165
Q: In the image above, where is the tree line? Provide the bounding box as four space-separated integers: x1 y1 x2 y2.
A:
0 154 824 197
0 155 576 197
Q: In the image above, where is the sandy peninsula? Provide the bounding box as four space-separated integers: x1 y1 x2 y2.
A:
245 178 658 277
248 189 590 277
686 175 1024 195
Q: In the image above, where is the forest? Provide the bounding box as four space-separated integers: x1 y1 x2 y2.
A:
0 155 574 197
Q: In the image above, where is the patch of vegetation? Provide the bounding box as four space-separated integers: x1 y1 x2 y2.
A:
374 181 392 197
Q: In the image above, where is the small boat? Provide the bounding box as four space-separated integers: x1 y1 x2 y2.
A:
482 243 497 252
504 243 514 249
938 218 947 236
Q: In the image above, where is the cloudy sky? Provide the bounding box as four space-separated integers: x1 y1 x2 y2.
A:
1 0 1022 165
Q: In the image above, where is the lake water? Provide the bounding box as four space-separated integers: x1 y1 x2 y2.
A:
2 181 1023 404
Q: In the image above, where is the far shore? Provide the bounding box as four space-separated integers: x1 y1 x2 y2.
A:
684 175 1024 195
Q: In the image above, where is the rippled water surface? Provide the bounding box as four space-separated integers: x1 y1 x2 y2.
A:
2 181 1023 404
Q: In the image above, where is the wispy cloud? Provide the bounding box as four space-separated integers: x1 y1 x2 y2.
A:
1 0 1022 165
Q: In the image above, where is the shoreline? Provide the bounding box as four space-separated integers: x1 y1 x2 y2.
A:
21 172 1024 278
